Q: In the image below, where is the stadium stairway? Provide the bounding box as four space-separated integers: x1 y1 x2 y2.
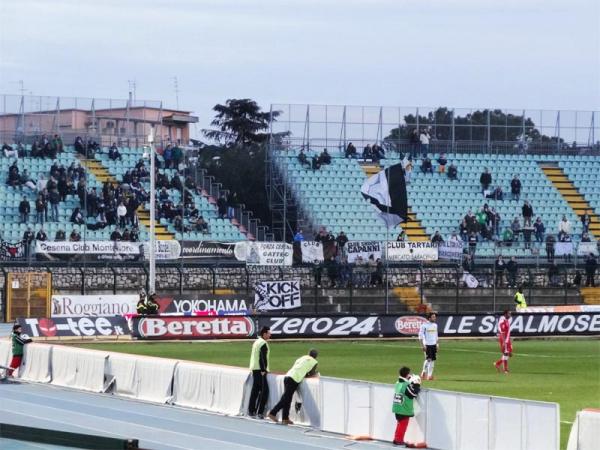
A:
580 287 600 305
76 155 175 240
359 162 429 241
539 163 600 239
392 287 430 312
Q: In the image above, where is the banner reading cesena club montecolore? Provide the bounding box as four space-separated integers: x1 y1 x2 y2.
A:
257 312 600 338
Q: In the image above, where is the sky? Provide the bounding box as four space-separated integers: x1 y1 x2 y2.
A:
0 0 598 139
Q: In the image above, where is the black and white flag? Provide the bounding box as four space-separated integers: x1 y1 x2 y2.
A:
360 163 408 228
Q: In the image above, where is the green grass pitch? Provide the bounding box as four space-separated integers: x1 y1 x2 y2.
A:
76 338 600 449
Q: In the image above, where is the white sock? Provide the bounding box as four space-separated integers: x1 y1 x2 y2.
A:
422 360 429 375
428 361 435 378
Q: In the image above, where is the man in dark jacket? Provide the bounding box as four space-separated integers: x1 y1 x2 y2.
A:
248 326 271 418
522 201 534 226
18 196 30 223
480 168 492 192
585 254 597 287
511 175 521 201
506 257 518 288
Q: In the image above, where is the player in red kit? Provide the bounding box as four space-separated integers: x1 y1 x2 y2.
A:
494 310 512 373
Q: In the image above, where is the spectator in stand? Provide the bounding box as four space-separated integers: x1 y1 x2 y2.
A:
581 210 592 234
227 191 238 219
506 256 518 288
336 231 348 250
325 256 338 288
533 217 545 243
319 149 331 165
447 161 458 180
110 228 122 241
7 162 20 187
216 194 227 219
69 228 81 242
464 209 477 235
420 157 433 174
49 189 60 222
476 208 488 240
22 227 34 257
448 231 460 245
70 207 85 225
372 144 385 162
172 144 183 169
338 256 352 288
581 232 592 242
19 196 30 223
314 226 328 242
437 153 447 174
35 228 47 241
77 178 86 207
397 230 407 241
130 226 140 241
35 195 46 225
2 142 17 158
117 202 127 228
403 157 413 184
480 168 492 193
87 187 98 217
163 144 173 169
369 256 383 287
548 262 561 286
585 253 597 287
490 207 501 237
74 136 84 154
293 229 305 242
486 185 504 201
313 260 323 288
311 155 321 171
522 221 533 250
419 129 430 156
345 142 358 159
122 228 131 241
158 187 170 202
462 253 474 273
298 149 311 168
502 227 514 246
362 144 373 160
494 255 506 286
55 229 66 240
545 234 556 262
109 143 123 161
522 200 533 226
431 230 444 244
468 231 477 257
459 219 468 242
558 215 572 241
95 211 107 229
511 217 521 242
511 175 521 201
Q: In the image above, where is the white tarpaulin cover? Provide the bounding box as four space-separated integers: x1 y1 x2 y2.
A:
132 356 177 404
267 374 320 427
567 409 600 450
172 362 249 415
0 340 11 366
105 352 138 397
51 346 107 392
20 343 52 383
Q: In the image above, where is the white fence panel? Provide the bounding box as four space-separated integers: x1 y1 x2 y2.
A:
20 343 52 383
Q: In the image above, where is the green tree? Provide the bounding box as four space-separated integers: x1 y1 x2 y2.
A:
202 98 281 147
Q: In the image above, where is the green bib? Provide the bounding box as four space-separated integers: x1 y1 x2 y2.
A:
392 380 415 416
249 337 270 371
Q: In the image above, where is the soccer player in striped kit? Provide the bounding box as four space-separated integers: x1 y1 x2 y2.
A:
418 312 439 381
494 309 513 373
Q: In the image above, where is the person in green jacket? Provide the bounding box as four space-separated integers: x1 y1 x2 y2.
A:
392 366 421 447
268 349 319 425
248 326 271 418
8 324 32 377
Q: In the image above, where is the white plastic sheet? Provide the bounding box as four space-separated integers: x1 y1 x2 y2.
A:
132 356 177 403
267 374 320 427
345 381 371 436
426 390 458 449
0 340 11 366
567 410 600 450
51 346 107 392
523 401 559 450
490 398 523 450
457 394 489 450
20 343 52 383
105 352 138 397
172 362 249 415
319 378 346 433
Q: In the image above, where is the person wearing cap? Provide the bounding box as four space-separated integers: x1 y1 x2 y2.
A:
8 324 32 377
145 293 160 315
248 326 271 418
268 349 319 425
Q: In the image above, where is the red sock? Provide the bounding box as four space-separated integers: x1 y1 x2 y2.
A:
394 417 409 443
503 360 508 371
494 359 502 367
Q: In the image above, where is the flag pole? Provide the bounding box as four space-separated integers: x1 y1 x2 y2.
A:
385 163 390 314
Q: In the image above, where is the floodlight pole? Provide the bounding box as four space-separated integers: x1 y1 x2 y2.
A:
148 126 156 293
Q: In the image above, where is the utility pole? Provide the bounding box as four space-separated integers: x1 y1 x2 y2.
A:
128 79 137 103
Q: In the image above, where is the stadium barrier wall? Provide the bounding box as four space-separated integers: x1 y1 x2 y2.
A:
567 409 600 450
13 344 559 450
0 340 11 367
